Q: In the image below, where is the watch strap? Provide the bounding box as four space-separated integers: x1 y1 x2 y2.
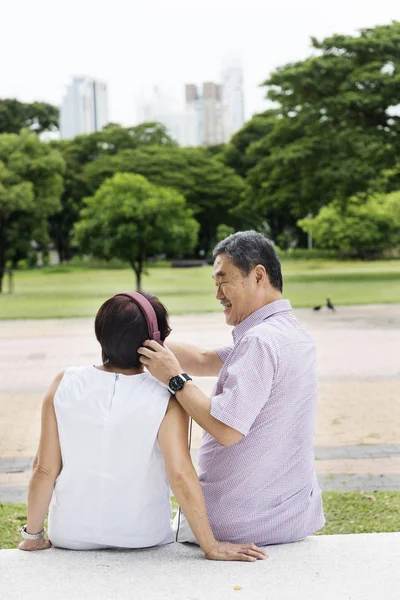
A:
20 525 46 540
167 373 192 394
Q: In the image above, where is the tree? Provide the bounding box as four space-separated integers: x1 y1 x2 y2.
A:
48 136 99 262
48 123 177 262
234 22 400 244
0 99 59 134
224 110 277 177
0 130 65 291
84 145 246 254
74 173 199 290
98 122 177 153
298 191 400 258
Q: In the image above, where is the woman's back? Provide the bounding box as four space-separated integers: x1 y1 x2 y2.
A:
48 366 174 548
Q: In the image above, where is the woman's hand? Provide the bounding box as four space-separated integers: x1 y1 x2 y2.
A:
205 541 268 562
18 538 52 551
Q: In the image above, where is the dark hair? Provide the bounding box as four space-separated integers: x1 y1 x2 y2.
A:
213 230 283 292
94 292 171 369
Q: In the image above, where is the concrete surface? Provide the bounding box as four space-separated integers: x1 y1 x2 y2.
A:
1 533 399 600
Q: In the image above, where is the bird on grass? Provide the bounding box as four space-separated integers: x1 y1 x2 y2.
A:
326 298 335 311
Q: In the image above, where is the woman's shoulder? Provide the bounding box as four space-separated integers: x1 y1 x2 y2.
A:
56 366 96 387
140 371 170 393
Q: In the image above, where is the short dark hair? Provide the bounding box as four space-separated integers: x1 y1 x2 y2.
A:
213 230 283 292
94 292 171 369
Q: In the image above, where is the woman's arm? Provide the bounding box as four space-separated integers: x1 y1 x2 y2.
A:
165 342 223 377
158 398 267 562
19 372 64 551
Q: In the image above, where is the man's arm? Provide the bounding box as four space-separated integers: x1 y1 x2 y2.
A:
138 341 242 446
175 381 243 446
139 335 275 446
165 342 223 377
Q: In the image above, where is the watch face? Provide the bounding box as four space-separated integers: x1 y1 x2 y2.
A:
169 376 185 392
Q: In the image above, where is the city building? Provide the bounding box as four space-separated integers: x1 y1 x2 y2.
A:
137 60 245 147
184 62 245 146
60 77 109 139
184 84 203 146
185 82 225 146
137 86 199 146
202 82 224 145
221 60 245 142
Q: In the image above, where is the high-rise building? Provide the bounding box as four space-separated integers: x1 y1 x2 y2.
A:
185 82 225 146
184 61 245 146
221 61 245 142
60 77 109 139
185 85 203 146
137 86 200 147
202 82 224 146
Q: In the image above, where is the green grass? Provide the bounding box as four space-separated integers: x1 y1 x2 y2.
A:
0 504 27 549
316 491 400 535
1 492 399 548
1 259 400 320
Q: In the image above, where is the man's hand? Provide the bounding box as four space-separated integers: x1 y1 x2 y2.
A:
18 538 52 551
205 541 268 562
138 340 184 385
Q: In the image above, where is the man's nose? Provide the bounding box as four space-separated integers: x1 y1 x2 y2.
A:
216 284 224 300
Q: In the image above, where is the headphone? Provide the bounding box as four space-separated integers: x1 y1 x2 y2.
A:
113 290 192 541
114 291 163 346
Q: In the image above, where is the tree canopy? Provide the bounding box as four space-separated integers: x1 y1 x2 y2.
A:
74 173 199 289
84 145 246 253
228 21 400 246
0 99 59 135
48 122 178 262
0 129 65 291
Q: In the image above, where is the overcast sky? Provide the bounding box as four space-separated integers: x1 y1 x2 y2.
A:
2 0 399 125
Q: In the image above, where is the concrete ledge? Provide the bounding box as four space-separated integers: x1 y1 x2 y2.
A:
1 533 399 600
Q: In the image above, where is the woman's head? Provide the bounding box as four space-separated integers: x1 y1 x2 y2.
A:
95 292 171 369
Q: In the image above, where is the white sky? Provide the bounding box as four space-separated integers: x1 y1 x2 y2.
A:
1 0 399 125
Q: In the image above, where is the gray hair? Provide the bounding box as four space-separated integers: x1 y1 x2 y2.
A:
213 230 283 292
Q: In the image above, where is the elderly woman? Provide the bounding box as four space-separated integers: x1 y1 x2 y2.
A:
18 291 266 562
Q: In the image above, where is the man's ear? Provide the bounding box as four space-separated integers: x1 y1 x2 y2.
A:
255 265 267 284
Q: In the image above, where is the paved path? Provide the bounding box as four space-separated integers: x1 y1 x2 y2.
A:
1 533 399 600
1 304 400 501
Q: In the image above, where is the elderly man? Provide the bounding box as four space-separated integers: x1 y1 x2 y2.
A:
138 231 325 545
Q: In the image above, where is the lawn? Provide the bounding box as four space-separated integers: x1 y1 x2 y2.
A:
1 492 399 549
0 259 400 320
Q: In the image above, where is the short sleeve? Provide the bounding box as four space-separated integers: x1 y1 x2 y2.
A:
215 345 234 363
211 336 276 436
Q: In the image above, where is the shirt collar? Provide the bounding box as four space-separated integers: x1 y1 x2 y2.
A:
232 299 292 344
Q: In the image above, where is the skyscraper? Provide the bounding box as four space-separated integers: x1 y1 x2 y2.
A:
184 61 245 146
202 83 224 146
137 86 200 146
185 84 203 146
60 77 109 139
221 61 245 142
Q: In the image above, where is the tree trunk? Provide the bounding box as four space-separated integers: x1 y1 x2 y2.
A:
131 258 143 291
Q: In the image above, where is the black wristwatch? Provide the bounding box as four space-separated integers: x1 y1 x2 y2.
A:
167 373 192 394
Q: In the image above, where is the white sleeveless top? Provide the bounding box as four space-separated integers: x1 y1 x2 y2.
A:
48 366 174 548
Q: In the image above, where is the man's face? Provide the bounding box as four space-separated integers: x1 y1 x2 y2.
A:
213 253 257 326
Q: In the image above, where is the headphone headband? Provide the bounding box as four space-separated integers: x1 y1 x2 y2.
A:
113 291 162 345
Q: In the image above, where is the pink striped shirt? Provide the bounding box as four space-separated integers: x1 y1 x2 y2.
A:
198 300 325 545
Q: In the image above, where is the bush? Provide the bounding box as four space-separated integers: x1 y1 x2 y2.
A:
298 192 400 258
